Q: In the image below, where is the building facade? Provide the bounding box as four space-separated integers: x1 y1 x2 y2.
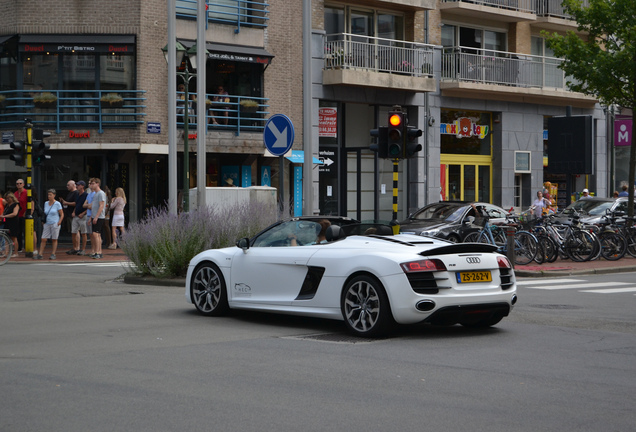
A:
0 0 616 225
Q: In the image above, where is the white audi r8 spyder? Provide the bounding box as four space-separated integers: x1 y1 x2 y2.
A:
185 217 518 337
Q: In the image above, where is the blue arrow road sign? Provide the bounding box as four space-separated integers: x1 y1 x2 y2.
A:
264 114 294 156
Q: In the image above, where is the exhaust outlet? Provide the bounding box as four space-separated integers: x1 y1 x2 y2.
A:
416 300 436 312
511 294 518 305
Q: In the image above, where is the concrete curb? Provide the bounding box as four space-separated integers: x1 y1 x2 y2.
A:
515 265 636 278
123 274 185 287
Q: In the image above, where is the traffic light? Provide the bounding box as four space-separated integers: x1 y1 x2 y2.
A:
387 111 404 158
405 126 423 158
10 140 25 166
32 129 51 165
370 126 388 158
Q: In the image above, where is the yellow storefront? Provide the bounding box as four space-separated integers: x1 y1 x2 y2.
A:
440 109 493 203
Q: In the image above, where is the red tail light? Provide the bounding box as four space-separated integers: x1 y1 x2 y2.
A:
497 256 511 269
401 259 447 273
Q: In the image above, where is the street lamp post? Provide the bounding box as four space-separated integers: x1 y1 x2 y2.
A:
163 42 202 213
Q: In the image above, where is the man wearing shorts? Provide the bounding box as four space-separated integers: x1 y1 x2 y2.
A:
68 181 88 255
89 178 107 259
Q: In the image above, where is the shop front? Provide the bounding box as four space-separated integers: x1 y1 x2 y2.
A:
439 109 493 203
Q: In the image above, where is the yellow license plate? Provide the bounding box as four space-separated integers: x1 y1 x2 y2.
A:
457 271 492 283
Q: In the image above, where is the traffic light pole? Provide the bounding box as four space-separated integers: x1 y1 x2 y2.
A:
24 120 34 257
390 158 400 234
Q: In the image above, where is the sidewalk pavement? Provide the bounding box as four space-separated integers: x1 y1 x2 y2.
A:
8 243 128 263
7 242 636 278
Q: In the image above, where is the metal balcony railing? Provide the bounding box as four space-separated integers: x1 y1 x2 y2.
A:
441 46 579 90
0 90 146 133
535 0 589 19
324 33 435 77
177 0 269 31
177 93 269 135
440 0 535 14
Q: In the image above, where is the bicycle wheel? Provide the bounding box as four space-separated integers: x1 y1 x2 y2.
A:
625 228 636 258
535 235 557 264
512 231 537 265
599 231 627 261
565 230 597 262
0 233 13 266
463 231 483 243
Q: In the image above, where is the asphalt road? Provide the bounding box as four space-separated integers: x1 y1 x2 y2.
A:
1 263 634 432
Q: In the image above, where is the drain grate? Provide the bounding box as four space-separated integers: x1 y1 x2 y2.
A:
530 304 582 310
282 333 384 344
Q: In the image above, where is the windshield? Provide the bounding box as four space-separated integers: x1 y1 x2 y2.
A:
412 204 467 222
563 199 614 216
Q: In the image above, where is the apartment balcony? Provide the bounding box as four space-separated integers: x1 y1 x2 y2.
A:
534 0 589 32
0 89 147 133
372 0 436 9
439 0 536 23
323 34 436 93
440 47 597 107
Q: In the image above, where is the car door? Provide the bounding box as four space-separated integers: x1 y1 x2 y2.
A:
230 247 319 306
229 220 322 306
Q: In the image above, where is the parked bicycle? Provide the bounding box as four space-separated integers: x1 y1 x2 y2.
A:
463 212 538 265
0 228 14 265
531 211 599 263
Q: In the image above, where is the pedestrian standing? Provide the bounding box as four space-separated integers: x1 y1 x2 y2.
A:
60 180 78 234
88 178 106 259
35 189 64 260
68 181 88 255
109 187 126 249
2 192 20 258
14 179 27 252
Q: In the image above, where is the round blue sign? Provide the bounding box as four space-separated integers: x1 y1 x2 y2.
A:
264 114 295 156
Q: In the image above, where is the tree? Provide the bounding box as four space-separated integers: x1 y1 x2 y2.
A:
544 0 636 217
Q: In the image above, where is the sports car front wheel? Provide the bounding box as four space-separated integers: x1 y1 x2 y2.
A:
341 275 393 338
191 262 229 316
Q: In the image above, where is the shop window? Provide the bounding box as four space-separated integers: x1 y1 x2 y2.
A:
440 109 492 156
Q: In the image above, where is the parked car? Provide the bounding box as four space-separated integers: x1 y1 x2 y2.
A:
399 201 510 242
185 216 517 337
553 197 636 225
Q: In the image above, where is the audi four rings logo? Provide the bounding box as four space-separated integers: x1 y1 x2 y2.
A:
466 257 481 264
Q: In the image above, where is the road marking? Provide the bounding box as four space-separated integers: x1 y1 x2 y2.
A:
520 281 634 290
516 278 583 286
581 287 636 294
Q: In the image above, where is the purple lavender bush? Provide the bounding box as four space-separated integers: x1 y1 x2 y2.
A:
121 200 278 277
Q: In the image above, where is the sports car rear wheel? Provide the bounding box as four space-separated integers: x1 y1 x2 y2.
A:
191 262 229 316
341 275 392 338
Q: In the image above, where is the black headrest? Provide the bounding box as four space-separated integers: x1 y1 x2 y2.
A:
375 225 393 236
325 225 346 242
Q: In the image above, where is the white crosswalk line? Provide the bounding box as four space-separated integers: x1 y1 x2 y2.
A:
515 278 583 286
581 287 636 294
521 281 634 290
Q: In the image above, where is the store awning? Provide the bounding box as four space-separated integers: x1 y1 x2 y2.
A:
19 34 135 53
180 40 273 64
285 150 323 164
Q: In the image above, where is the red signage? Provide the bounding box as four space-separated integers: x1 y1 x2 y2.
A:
69 130 90 138
319 107 337 138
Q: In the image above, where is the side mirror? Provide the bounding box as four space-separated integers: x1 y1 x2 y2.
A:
236 237 250 251
465 216 475 225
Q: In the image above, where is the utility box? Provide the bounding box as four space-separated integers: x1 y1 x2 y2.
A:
188 186 277 212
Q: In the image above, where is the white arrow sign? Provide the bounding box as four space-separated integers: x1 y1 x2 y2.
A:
268 122 288 148
322 157 334 166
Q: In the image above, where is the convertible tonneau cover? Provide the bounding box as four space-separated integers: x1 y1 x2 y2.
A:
419 243 498 256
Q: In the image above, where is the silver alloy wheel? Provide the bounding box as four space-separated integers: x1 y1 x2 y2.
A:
191 263 228 316
342 277 383 335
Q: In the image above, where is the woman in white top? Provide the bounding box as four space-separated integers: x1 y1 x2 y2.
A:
35 189 64 260
108 188 126 249
531 190 549 218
